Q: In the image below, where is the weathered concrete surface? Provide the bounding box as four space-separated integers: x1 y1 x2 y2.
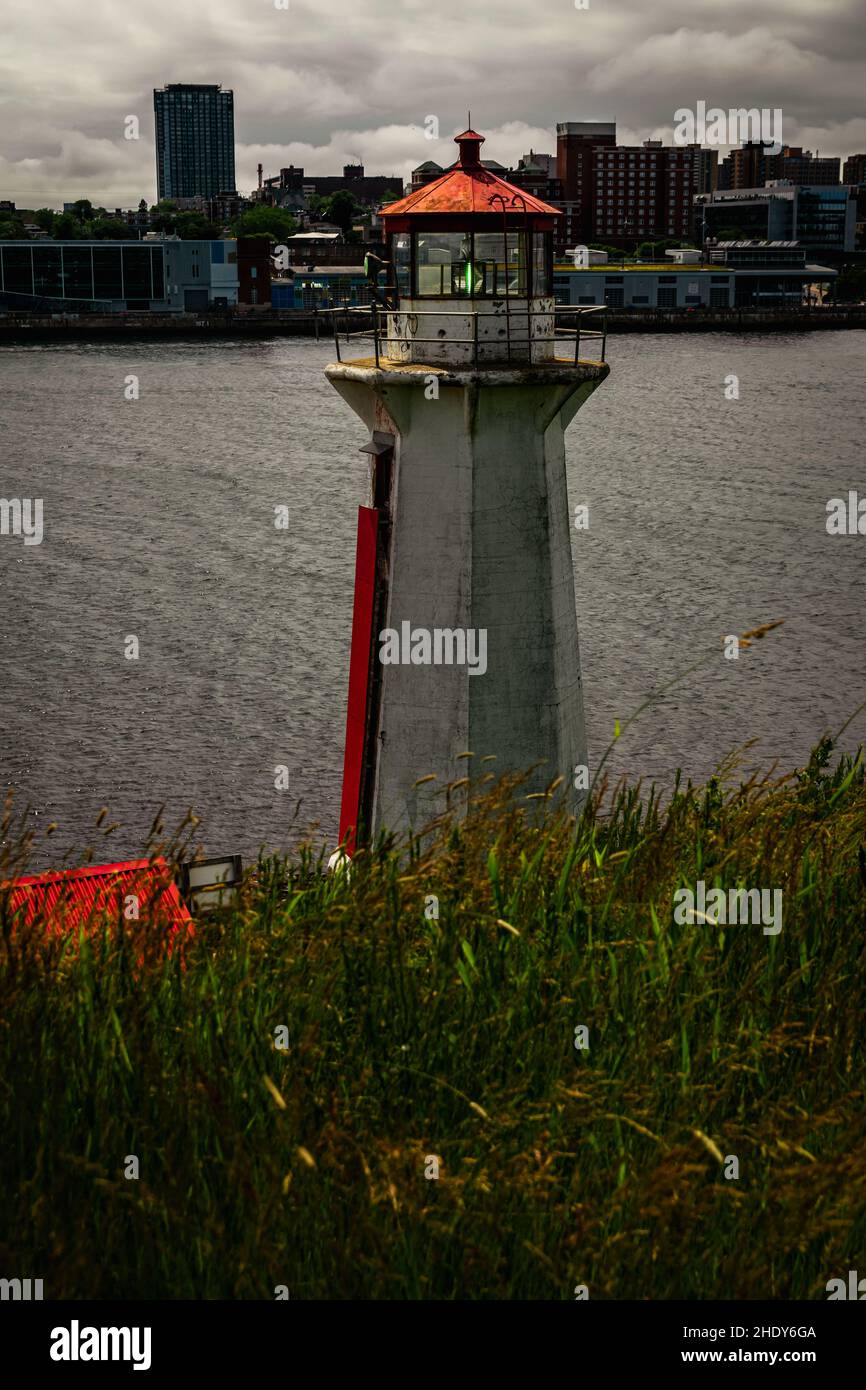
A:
384 296 558 366
326 358 609 837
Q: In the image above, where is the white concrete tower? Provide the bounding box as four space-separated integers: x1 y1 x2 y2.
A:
327 129 609 851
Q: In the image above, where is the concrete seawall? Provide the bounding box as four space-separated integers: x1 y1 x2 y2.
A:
1 306 864 343
604 307 866 332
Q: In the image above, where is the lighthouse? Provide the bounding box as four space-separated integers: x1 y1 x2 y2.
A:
326 128 609 851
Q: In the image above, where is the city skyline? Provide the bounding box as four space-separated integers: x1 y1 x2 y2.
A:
1 0 865 206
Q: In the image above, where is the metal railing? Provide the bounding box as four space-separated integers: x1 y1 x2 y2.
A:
321 303 607 368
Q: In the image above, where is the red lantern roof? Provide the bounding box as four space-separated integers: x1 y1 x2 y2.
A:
382 129 562 223
4 857 194 939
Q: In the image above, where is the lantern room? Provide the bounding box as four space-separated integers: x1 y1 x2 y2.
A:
379 129 560 367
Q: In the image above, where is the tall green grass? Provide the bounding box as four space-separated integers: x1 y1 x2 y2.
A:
1 737 864 1299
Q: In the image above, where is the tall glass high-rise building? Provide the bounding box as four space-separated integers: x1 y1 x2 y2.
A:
153 84 236 200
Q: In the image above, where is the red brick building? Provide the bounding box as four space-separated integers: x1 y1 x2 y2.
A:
236 236 272 307
554 122 716 252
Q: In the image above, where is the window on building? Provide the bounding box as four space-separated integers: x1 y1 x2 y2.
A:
64 246 93 299
2 245 33 295
657 287 677 307
122 246 152 300
32 244 63 298
92 246 123 300
151 248 165 299
532 231 551 295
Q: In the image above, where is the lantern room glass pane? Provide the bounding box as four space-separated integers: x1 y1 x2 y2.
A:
503 231 526 295
412 230 529 297
414 232 471 296
410 230 541 297
472 231 527 295
392 233 411 297
472 233 506 295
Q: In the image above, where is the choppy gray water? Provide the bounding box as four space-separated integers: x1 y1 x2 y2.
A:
1 332 863 868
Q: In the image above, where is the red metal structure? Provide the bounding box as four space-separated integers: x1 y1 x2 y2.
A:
338 506 380 854
382 129 560 222
3 858 194 941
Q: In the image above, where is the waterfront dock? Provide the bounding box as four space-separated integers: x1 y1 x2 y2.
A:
1 304 865 343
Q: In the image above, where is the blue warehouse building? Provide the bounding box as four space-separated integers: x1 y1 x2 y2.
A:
271 267 373 311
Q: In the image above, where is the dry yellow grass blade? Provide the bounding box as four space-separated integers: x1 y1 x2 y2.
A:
605 1113 662 1143
692 1129 724 1163
262 1075 287 1110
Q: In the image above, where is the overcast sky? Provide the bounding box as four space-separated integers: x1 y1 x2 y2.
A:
2 0 864 208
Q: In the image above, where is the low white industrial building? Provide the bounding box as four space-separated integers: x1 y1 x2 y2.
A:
553 242 837 308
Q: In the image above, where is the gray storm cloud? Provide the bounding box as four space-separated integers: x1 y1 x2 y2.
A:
0 0 863 205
